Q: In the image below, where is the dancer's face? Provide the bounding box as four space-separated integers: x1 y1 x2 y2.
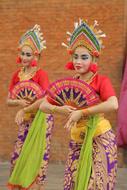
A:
20 45 34 67
72 46 92 74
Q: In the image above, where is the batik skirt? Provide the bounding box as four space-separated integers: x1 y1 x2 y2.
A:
64 129 117 190
10 113 54 186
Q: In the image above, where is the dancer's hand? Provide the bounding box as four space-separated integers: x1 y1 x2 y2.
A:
57 105 76 115
15 109 25 125
17 99 31 107
64 110 83 130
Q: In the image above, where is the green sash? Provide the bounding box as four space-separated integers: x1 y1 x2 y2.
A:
74 115 99 190
9 110 47 188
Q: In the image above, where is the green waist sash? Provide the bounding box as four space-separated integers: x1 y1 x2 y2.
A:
74 115 99 190
8 110 47 189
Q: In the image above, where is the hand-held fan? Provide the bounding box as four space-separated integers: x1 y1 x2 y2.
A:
47 78 100 108
10 81 44 103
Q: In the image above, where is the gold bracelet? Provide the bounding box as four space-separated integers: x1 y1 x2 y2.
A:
82 109 90 116
51 106 57 113
23 107 28 113
13 99 19 106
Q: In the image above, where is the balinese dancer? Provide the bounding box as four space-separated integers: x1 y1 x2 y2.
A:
39 19 118 190
7 25 54 190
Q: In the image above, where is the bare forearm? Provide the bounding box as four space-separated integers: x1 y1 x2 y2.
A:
23 98 43 113
7 92 19 106
84 96 118 115
39 98 59 114
7 98 20 106
39 98 76 115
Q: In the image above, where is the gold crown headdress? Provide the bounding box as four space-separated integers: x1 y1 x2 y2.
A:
62 19 106 57
19 24 46 54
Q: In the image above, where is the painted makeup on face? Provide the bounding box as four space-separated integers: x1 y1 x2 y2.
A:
72 46 92 74
20 45 34 67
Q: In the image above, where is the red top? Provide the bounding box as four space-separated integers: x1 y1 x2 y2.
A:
9 68 49 92
90 74 116 101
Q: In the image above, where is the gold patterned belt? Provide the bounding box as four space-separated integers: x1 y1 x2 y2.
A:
71 116 111 143
24 110 37 121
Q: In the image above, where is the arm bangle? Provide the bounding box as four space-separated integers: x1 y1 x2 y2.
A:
23 107 28 113
82 109 90 116
51 106 57 113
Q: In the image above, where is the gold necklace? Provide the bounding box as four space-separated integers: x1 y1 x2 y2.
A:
78 72 97 84
18 67 38 81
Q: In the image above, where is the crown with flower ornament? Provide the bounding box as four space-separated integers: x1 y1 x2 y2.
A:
18 24 46 55
62 19 106 57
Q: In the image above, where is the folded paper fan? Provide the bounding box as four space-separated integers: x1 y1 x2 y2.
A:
10 81 44 103
47 78 99 108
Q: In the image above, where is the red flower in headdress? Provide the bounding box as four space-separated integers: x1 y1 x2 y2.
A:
92 50 100 57
67 49 73 55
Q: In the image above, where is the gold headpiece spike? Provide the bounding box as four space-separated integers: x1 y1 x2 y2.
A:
42 45 46 49
67 31 72 36
96 30 106 38
99 33 106 38
79 18 83 25
89 25 94 30
43 41 46 49
42 40 46 49
34 24 40 31
42 40 46 45
84 19 88 23
43 46 46 49
96 30 103 34
74 22 79 29
61 42 69 48
39 32 43 37
93 20 99 28
40 36 44 40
